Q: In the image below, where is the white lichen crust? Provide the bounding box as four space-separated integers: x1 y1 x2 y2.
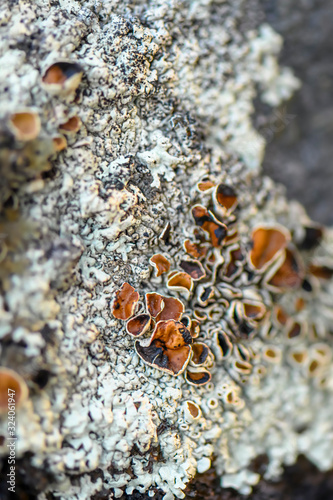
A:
0 1 331 499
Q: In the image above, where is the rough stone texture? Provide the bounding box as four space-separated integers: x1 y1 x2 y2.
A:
0 1 332 500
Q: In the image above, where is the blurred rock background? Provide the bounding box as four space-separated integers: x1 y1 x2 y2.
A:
258 0 333 226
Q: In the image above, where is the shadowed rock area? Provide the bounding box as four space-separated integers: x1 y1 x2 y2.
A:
185 456 333 500
0 0 333 499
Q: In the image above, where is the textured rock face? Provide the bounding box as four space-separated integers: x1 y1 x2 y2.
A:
0 1 332 500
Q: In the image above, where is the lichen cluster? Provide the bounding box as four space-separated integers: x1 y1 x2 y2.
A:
0 0 332 499
112 179 333 393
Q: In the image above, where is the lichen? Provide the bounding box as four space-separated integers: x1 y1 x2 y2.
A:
0 1 332 499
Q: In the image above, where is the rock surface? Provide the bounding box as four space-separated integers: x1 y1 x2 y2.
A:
0 1 332 500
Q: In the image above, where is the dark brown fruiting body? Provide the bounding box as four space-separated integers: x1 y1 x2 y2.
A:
0 368 28 411
192 205 227 248
59 116 81 134
42 61 83 95
150 254 171 277
249 226 290 271
135 320 192 375
9 111 41 141
111 282 139 320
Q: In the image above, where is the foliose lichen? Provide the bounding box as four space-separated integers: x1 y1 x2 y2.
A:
0 1 332 499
